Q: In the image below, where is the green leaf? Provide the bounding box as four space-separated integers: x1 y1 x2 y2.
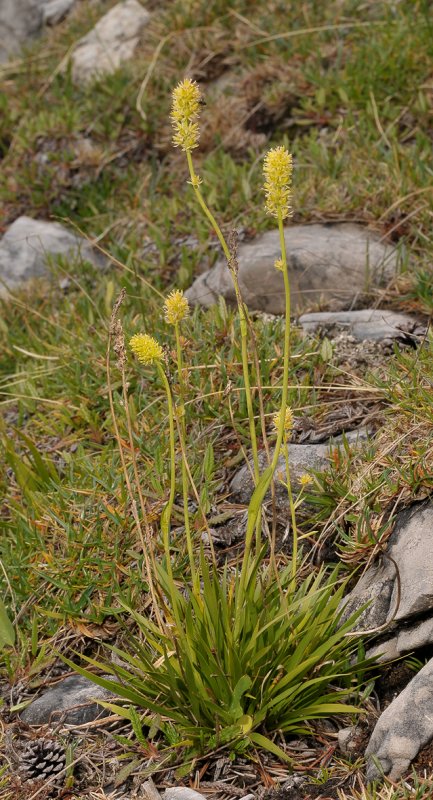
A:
249 732 292 763
320 337 333 363
247 465 274 529
229 675 252 719
0 599 15 649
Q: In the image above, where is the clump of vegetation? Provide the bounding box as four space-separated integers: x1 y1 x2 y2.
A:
1 1 433 795
338 771 433 800
64 79 373 773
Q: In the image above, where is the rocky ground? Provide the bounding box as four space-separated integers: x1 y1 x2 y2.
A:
1 1 433 800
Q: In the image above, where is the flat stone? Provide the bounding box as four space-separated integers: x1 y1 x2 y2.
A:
366 657 433 781
230 429 367 511
21 675 117 726
341 500 433 633
71 0 150 86
368 617 433 663
0 216 106 296
298 309 423 344
0 0 43 63
185 224 398 314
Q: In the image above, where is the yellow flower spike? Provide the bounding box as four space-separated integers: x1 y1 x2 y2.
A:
164 289 190 325
263 146 293 219
172 120 200 151
171 78 202 151
299 473 313 487
272 407 294 435
129 333 163 365
274 258 284 272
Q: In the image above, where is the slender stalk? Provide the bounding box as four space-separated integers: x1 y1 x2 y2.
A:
236 290 261 550
243 214 291 559
186 151 230 261
283 435 298 582
120 365 166 631
174 323 197 585
156 362 179 617
237 214 293 615
278 214 299 583
174 413 217 565
186 150 261 545
107 298 164 631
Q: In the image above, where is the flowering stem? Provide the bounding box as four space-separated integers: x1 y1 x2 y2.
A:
186 151 230 261
240 214 292 583
283 434 298 583
156 362 177 586
232 283 261 548
277 213 299 582
175 323 197 585
186 149 261 546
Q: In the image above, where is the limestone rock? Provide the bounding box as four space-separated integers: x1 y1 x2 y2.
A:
41 0 76 25
21 675 116 726
71 0 150 85
298 309 424 344
368 617 433 663
230 429 367 510
185 224 398 314
230 443 329 511
366 658 433 781
341 500 433 634
0 216 106 296
0 0 43 63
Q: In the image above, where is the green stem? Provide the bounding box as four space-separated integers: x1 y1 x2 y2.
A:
283 435 298 583
175 323 197 585
238 214 292 609
186 149 260 546
156 362 177 586
186 151 230 261
278 213 298 582
238 295 261 550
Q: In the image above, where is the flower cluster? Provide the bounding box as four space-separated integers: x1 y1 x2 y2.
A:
163 289 190 325
129 333 163 365
272 406 294 435
263 146 293 219
171 78 202 151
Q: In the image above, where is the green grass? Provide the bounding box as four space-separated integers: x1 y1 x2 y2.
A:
1 0 433 795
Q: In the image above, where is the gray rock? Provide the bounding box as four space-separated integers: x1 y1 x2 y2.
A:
21 675 117 726
163 791 205 800
0 0 43 63
337 726 357 754
298 309 423 344
70 0 151 85
230 429 367 510
341 501 433 634
368 617 433 663
185 224 399 314
366 657 433 781
0 216 106 296
230 443 329 510
41 0 76 25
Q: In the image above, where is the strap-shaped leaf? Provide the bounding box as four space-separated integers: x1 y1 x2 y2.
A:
0 599 15 648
